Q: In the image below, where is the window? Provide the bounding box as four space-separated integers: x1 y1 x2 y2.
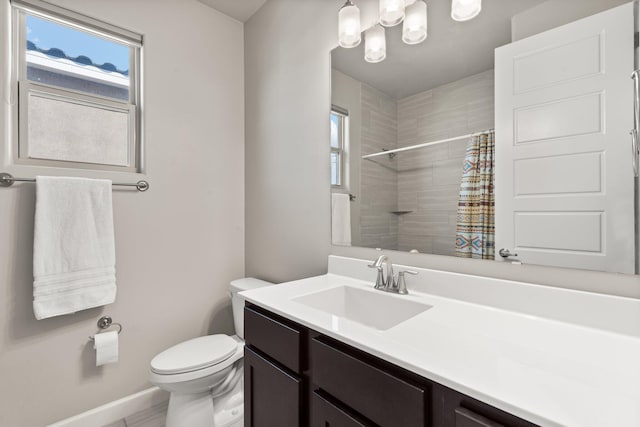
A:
330 106 348 187
11 0 142 171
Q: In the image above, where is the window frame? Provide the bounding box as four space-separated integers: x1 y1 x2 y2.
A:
331 105 349 189
10 0 143 172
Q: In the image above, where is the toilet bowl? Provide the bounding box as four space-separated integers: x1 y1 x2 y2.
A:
149 278 274 427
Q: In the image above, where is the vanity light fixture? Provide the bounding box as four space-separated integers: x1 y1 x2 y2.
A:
451 0 482 22
338 0 362 48
365 25 386 63
339 0 477 62
379 0 405 27
403 0 427 45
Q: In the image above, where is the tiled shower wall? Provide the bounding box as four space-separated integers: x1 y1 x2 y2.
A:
356 69 494 254
396 70 495 255
359 83 399 249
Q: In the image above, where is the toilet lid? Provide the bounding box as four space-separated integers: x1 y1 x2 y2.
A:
150 335 238 375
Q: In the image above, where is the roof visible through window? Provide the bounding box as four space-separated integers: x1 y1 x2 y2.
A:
26 14 129 74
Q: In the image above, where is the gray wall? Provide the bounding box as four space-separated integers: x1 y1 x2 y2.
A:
245 0 344 282
245 0 640 298
0 0 245 425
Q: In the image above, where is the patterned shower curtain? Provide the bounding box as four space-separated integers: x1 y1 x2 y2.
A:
455 131 495 259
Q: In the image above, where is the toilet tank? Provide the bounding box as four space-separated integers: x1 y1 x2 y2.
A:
230 278 274 339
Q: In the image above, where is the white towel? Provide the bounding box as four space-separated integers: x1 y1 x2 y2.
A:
33 176 116 320
331 193 352 246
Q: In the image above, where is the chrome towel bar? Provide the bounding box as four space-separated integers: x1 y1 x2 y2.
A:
0 172 149 192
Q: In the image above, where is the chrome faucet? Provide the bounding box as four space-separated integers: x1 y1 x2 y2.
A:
368 255 418 294
368 255 393 290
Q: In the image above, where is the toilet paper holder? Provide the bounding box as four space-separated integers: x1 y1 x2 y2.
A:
88 316 123 342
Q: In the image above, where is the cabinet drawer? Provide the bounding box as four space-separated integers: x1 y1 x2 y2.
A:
244 346 302 427
244 305 302 373
312 391 374 427
434 384 539 427
311 337 427 427
455 407 505 427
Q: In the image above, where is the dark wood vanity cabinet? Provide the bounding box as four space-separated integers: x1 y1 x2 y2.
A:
312 391 373 427
311 335 428 426
243 305 305 427
244 347 302 427
244 304 539 427
432 386 538 427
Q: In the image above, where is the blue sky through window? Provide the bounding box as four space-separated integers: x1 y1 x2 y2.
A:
26 14 129 72
331 113 339 148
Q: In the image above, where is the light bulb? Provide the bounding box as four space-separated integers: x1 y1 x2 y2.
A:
365 25 386 63
403 0 427 45
338 1 361 48
379 0 405 27
451 0 481 22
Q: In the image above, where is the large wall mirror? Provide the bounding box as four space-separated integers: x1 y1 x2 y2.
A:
330 0 638 274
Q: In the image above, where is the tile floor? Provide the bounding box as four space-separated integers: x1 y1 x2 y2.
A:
103 401 167 427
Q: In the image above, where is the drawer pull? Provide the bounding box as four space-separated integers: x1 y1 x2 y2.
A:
455 407 505 427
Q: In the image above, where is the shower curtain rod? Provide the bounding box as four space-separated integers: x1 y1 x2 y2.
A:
362 129 494 160
0 172 150 192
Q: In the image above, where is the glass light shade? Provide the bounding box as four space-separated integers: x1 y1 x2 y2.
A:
404 0 416 5
338 2 361 48
402 1 427 45
451 0 481 22
379 0 405 27
365 25 386 63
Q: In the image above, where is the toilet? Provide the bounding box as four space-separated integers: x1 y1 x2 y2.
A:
149 278 273 427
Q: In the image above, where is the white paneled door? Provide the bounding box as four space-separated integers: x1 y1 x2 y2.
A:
495 3 635 273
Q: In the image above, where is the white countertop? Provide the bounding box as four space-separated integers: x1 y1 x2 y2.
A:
241 256 640 427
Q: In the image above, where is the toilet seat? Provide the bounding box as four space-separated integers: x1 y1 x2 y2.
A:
149 335 245 392
151 335 238 375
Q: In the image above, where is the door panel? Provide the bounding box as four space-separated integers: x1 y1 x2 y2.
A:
495 2 635 273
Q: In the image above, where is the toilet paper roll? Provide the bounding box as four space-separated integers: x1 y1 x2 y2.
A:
94 331 119 366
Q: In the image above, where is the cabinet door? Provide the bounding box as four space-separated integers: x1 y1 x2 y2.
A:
312 392 374 427
244 347 302 427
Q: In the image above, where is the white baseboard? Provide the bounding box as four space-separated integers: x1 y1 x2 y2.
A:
48 387 169 427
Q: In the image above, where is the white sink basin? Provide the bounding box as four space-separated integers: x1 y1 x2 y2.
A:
292 285 432 331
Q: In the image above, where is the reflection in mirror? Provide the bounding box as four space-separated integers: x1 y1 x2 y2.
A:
330 0 637 274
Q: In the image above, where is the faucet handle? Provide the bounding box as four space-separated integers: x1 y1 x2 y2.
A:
369 255 387 268
396 270 418 295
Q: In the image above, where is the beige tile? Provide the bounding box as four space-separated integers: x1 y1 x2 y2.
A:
433 236 458 257
432 158 465 186
448 139 468 158
124 402 168 427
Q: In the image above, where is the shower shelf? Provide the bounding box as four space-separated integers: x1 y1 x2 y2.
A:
390 211 413 215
